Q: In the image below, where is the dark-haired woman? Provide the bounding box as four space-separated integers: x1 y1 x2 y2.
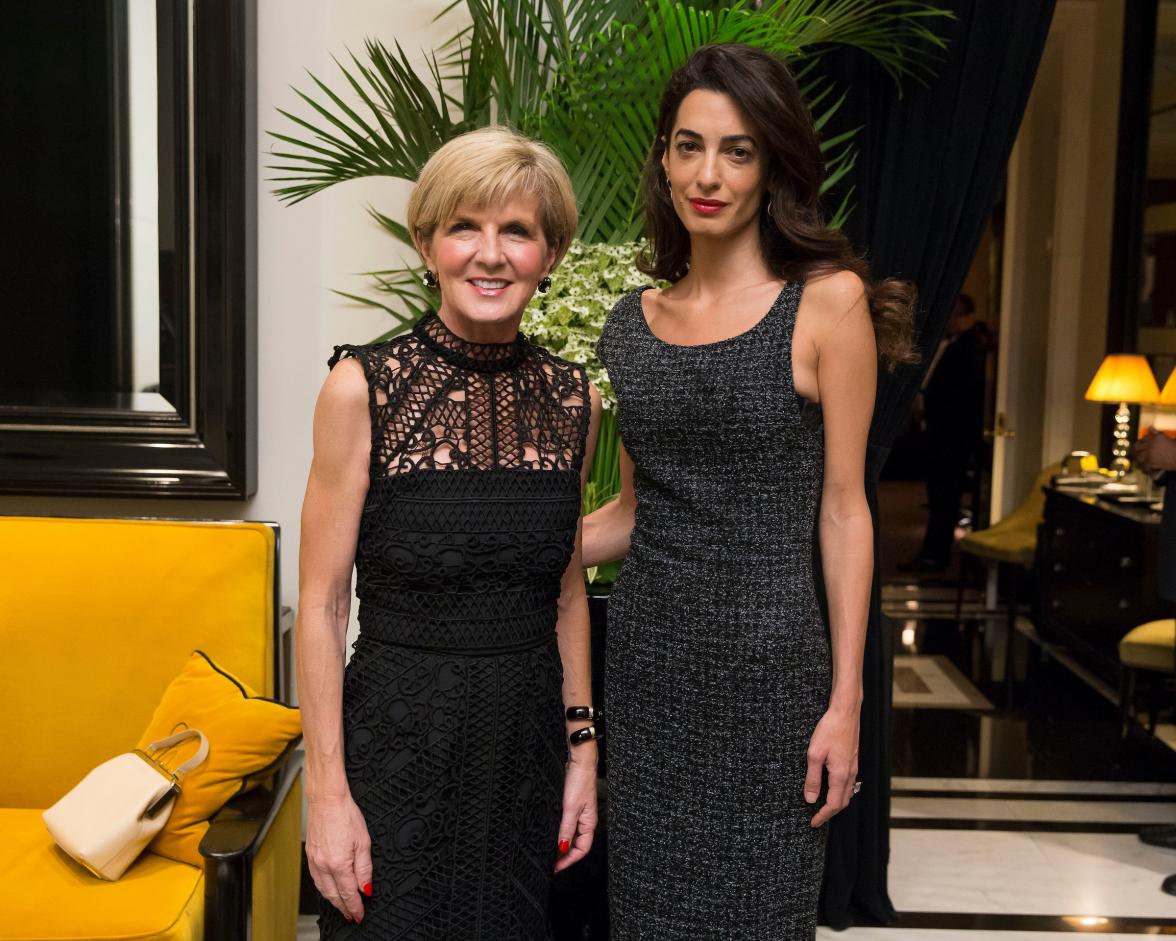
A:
583 44 916 939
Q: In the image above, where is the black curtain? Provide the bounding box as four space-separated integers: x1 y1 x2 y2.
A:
815 1 1057 928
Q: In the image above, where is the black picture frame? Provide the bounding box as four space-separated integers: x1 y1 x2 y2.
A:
0 0 257 498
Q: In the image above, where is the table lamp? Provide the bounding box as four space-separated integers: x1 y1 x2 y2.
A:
1161 367 1176 406
1084 354 1160 476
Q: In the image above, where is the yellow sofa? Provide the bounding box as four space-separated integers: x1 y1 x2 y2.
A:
0 517 303 941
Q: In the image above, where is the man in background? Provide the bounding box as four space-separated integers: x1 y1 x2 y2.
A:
902 293 987 573
1133 426 1176 895
1135 427 1176 604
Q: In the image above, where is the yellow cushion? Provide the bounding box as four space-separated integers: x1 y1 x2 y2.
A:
0 808 202 941
137 651 301 867
0 517 277 809
959 524 1036 566
1120 619 1176 673
960 463 1060 567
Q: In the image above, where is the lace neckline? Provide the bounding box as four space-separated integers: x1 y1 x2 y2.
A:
412 311 528 373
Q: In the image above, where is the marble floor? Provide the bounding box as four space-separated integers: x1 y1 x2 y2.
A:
297 576 1176 938
861 577 1176 938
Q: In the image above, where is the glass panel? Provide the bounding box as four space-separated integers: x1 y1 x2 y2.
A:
128 0 162 406
0 1 178 414
1139 16 1176 386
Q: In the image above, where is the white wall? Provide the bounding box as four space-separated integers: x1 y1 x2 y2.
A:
1040 0 1124 468
992 35 1059 521
0 1 458 650
992 0 1124 518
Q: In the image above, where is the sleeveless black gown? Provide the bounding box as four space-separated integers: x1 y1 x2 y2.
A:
320 312 590 940
597 281 830 940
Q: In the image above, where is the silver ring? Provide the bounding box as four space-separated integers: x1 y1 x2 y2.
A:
852 781 862 795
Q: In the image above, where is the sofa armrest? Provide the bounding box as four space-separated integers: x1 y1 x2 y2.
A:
199 745 304 941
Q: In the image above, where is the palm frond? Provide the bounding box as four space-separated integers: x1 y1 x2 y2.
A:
366 262 442 324
765 0 951 82
267 40 478 204
331 289 423 333
367 207 416 248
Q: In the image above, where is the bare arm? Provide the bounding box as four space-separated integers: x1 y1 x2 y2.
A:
582 440 637 567
296 356 373 922
801 271 876 828
554 382 603 872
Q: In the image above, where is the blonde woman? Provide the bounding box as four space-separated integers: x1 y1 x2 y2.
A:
298 126 602 939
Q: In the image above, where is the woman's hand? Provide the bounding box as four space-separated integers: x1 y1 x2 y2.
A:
554 749 598 872
804 702 861 827
582 444 637 568
306 794 374 924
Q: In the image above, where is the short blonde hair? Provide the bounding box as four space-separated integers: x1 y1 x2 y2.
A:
406 126 578 265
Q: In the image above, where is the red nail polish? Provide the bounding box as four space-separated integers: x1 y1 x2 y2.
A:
558 838 571 854
362 881 373 896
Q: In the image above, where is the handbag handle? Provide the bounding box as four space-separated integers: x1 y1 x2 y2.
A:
144 729 209 778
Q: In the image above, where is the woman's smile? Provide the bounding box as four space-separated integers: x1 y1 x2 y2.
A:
467 277 512 297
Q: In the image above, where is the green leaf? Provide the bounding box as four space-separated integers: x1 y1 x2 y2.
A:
330 290 420 332
367 207 417 247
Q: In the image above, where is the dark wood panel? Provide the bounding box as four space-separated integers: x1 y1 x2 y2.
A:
1036 487 1167 684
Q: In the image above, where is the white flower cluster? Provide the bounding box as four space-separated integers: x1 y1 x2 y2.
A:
521 240 657 410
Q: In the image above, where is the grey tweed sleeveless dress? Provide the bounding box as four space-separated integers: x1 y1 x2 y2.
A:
596 281 831 940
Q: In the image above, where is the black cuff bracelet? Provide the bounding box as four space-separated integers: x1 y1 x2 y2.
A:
570 725 600 746
565 705 598 721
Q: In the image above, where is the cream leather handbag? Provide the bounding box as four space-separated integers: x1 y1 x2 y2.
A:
42 729 209 881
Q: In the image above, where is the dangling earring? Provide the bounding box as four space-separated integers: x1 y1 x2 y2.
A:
422 269 438 288
766 198 773 216
538 275 552 294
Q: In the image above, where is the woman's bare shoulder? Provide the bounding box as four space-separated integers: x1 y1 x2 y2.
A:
320 356 369 409
800 269 870 338
803 268 867 310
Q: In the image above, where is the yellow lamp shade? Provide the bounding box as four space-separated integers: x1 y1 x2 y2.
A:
1160 368 1176 405
1084 354 1160 403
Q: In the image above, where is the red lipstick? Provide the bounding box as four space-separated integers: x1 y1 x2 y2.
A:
689 198 728 214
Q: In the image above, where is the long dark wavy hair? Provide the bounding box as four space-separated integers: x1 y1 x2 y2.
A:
637 43 918 368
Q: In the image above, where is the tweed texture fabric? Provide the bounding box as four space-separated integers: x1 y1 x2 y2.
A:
597 282 831 940
321 313 589 940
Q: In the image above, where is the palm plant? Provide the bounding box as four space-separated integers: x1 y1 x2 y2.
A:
269 0 949 329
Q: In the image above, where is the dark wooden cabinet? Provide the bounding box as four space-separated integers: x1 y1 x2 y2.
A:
1036 486 1167 684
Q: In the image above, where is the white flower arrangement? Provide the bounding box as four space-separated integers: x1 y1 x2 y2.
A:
521 239 656 410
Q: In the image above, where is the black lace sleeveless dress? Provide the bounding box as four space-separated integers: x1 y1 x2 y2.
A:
596 282 830 940
320 312 590 940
